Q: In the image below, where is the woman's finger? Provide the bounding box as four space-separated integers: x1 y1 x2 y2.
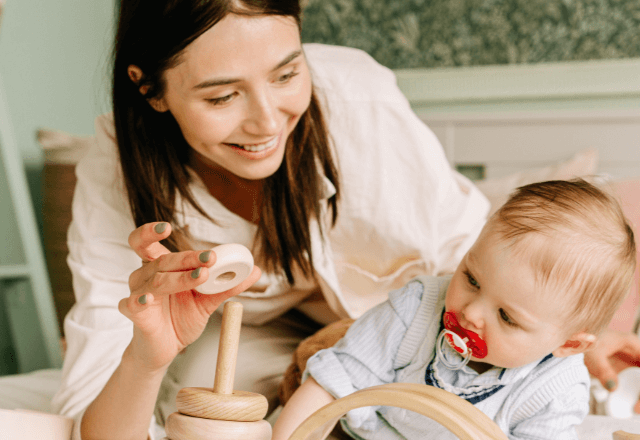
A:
584 333 621 391
153 249 215 272
586 355 619 391
128 222 172 262
619 332 640 361
118 293 156 320
129 249 216 289
132 265 212 298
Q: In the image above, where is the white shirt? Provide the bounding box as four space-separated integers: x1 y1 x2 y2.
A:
51 43 489 439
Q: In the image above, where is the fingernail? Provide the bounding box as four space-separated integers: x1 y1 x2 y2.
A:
138 294 147 305
191 267 202 279
154 222 168 234
605 380 616 390
199 251 212 263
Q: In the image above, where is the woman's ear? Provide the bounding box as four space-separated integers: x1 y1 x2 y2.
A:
552 332 597 357
127 65 169 113
127 65 147 93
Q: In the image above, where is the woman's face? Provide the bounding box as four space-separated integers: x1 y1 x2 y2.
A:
152 14 312 180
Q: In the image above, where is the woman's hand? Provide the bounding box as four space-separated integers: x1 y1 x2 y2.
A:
118 222 261 373
584 329 640 412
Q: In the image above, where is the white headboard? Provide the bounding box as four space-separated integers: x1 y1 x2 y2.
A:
395 58 640 180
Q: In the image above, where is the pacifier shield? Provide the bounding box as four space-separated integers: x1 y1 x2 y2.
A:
443 311 488 359
444 331 469 356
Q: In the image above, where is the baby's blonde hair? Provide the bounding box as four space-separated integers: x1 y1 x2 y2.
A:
490 179 636 335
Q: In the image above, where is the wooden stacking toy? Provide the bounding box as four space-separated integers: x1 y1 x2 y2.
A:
164 301 271 440
286 383 640 440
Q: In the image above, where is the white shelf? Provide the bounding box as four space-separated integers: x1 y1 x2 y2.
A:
0 265 30 280
0 72 62 373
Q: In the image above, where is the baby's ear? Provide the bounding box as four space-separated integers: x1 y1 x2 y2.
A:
552 332 597 357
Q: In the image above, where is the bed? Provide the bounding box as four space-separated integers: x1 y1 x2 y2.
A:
6 55 640 439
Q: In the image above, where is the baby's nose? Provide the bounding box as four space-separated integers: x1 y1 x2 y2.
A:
461 303 484 331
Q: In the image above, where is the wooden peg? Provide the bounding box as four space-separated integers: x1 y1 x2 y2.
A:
165 301 271 440
214 300 243 394
174 301 268 422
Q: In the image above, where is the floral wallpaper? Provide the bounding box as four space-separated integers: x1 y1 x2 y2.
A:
301 0 640 69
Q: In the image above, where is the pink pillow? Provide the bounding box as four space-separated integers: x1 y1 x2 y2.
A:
607 179 640 333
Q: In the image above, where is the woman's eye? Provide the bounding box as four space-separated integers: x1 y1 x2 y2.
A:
277 70 299 83
206 93 235 106
499 309 518 327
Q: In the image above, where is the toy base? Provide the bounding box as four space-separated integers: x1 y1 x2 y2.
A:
165 412 271 440
177 387 268 422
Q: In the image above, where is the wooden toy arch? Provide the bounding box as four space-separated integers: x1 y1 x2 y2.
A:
287 383 509 440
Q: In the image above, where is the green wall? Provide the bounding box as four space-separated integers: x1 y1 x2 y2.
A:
0 0 115 237
0 0 115 165
2 0 638 163
301 0 640 69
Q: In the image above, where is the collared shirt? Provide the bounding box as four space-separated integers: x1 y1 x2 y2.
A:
52 44 489 439
305 277 590 440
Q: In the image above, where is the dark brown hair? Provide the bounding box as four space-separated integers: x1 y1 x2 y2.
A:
113 0 339 283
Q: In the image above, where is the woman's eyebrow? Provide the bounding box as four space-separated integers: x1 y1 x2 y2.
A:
273 50 302 70
192 50 302 90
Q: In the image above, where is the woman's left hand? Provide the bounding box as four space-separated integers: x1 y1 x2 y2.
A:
121 222 262 372
583 329 640 412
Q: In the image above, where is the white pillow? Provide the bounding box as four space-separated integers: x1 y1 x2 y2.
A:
474 148 599 216
37 128 95 165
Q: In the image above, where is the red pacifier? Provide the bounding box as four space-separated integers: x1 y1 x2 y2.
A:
435 311 487 370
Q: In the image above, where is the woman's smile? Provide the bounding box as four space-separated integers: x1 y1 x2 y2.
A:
224 131 283 159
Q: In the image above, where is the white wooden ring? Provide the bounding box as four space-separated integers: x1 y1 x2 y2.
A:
195 244 253 294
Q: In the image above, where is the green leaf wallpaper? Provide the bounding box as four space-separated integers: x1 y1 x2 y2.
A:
301 0 640 69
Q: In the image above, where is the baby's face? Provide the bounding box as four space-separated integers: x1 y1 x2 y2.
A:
445 228 574 369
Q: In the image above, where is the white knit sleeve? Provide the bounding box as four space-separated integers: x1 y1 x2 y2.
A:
303 281 424 430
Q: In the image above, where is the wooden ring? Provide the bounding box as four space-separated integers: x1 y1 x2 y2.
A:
288 383 508 440
165 412 271 440
176 387 268 422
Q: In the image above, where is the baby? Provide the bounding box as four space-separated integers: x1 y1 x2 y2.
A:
272 179 637 440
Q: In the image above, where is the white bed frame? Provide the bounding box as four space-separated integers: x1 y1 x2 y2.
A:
395 58 640 181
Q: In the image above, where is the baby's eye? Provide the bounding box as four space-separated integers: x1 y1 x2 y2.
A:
464 271 479 288
499 309 518 327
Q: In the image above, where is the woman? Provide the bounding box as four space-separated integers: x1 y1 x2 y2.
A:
48 0 640 439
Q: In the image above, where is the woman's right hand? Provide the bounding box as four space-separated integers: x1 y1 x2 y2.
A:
118 221 262 373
